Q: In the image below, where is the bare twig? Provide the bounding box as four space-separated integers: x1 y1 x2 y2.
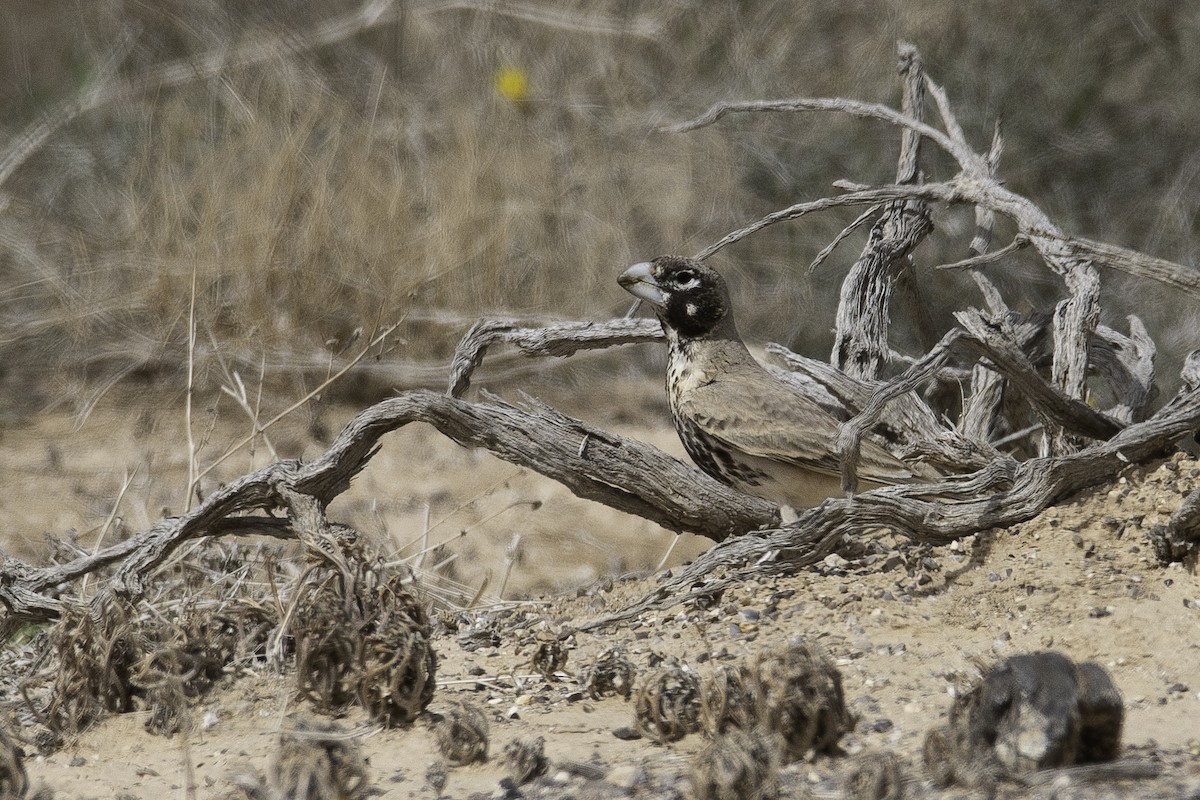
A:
448 318 661 398
935 236 1030 271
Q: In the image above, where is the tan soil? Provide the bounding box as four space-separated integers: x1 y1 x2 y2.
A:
2 390 1200 798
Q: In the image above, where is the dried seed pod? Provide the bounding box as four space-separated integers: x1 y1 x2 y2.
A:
755 641 853 762
843 749 905 800
271 716 370 800
501 736 549 785
689 728 779 800
701 663 762 736
634 665 702 744
582 648 636 700
434 699 490 766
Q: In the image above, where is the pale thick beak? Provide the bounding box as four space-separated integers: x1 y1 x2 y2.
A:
618 261 666 308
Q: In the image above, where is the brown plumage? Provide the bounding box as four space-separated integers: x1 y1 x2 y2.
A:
619 255 929 509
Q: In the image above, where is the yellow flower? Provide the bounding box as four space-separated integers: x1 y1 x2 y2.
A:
493 66 529 104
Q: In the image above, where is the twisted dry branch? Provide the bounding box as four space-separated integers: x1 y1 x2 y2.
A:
0 389 775 624
572 383 1200 634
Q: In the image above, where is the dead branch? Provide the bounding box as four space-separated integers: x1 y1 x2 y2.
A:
0 390 773 624
574 383 1200 634
448 318 661 398
3 41 1195 654
831 42 932 379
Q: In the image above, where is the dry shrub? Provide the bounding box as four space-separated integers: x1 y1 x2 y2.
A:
634 664 702 744
755 641 854 762
271 716 370 800
501 736 548 786
529 628 568 679
138 597 278 725
0 725 28 800
701 663 762 737
43 596 143 737
689 727 780 800
433 699 490 766
842 750 905 800
291 540 436 726
581 647 636 700
354 573 437 726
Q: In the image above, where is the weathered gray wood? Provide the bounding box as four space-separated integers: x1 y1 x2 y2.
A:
448 318 662 398
953 310 1121 441
0 389 776 624
764 340 997 473
830 42 932 379
575 384 1200 634
1091 317 1157 424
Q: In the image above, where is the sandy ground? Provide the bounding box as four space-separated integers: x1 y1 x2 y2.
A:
2 388 1200 798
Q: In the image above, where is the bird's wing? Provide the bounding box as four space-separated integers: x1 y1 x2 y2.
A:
678 371 920 485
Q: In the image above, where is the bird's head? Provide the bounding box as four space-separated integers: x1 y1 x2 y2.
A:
618 256 734 339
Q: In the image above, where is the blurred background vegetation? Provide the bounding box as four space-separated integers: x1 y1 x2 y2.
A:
2 0 1198 419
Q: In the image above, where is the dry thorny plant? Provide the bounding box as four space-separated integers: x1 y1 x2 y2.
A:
4 40 1200 762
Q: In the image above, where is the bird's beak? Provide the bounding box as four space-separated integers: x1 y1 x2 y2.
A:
618 262 666 308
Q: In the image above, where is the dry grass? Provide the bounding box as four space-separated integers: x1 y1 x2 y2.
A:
1 1 1198 417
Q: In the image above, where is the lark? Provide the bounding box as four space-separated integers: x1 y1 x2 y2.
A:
619 255 931 509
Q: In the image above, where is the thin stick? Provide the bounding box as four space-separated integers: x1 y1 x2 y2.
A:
184 264 199 511
807 204 882 273
496 532 523 601
80 468 137 597
191 317 406 484
654 533 682 572
935 236 1029 270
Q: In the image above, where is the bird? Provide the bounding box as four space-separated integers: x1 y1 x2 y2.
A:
618 255 933 509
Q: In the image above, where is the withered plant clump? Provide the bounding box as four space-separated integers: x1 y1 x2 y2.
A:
689 727 780 800
634 664 703 744
41 596 144 738
700 663 762 737
135 598 280 736
291 539 436 726
292 573 361 712
433 698 490 766
529 628 569 679
0 724 28 800
581 648 636 700
501 736 549 786
842 750 906 800
270 716 370 800
355 572 438 726
755 641 854 762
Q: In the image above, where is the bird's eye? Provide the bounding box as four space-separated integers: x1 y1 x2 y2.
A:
674 269 697 285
